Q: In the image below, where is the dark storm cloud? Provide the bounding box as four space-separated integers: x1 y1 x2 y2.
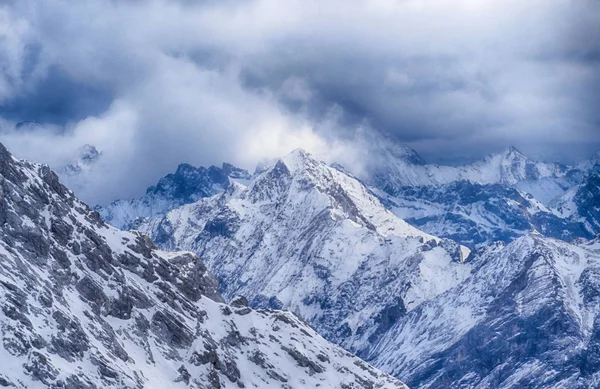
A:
234 0 600 163
0 0 598 203
0 66 113 124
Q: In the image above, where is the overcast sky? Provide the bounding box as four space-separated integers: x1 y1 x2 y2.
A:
1 0 599 204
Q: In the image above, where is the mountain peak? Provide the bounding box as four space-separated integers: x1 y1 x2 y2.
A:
174 162 196 174
78 144 101 163
285 147 312 160
0 141 11 159
100 161 250 229
147 163 229 200
280 148 319 174
59 144 103 180
387 143 426 165
500 145 527 160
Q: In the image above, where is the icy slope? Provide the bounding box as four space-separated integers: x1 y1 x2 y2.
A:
98 162 251 230
138 149 471 352
0 142 407 389
365 234 600 389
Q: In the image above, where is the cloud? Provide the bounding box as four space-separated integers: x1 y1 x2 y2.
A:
0 0 598 203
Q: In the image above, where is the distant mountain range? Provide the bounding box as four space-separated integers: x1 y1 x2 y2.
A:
95 139 600 248
360 143 599 246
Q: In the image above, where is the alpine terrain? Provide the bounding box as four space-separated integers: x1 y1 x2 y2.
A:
352 138 600 247
135 149 472 352
98 145 600 389
0 141 408 388
366 233 600 388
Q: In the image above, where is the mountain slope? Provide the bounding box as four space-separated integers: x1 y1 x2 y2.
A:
554 173 600 237
138 149 471 353
378 180 592 247
0 142 407 389
98 162 251 230
364 234 600 389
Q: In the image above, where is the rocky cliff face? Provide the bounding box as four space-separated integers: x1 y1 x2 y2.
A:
0 142 407 389
137 149 471 353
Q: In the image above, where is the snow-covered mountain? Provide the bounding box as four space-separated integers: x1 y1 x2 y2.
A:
79 139 600 388
0 142 408 389
364 233 600 389
377 180 592 247
136 149 471 353
350 138 599 246
362 145 571 196
98 162 251 231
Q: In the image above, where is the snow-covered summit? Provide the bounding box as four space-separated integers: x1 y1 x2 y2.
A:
361 143 570 196
98 162 251 230
138 148 471 353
